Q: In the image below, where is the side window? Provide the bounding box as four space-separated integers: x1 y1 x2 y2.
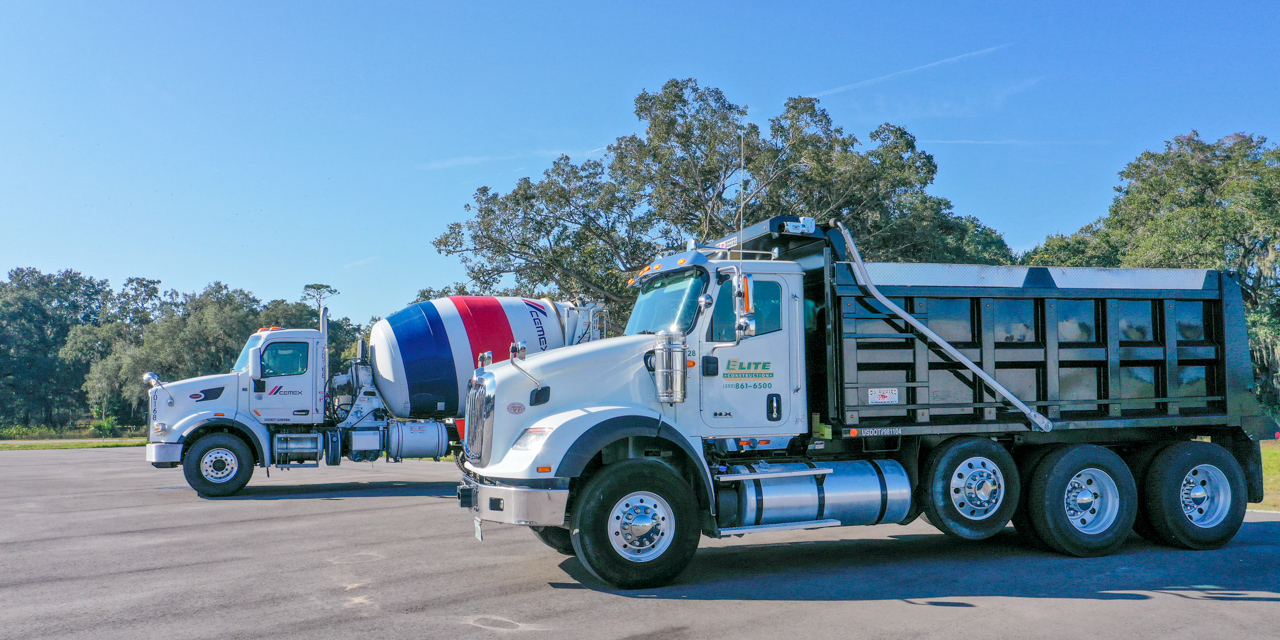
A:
261 342 309 377
707 281 736 342
706 279 783 341
753 281 782 335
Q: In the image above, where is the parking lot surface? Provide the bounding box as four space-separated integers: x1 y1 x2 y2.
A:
2 448 1278 640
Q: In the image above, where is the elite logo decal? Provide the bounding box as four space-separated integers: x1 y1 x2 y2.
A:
722 360 773 380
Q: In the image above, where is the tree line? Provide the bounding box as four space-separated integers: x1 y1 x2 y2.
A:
3 78 1277 428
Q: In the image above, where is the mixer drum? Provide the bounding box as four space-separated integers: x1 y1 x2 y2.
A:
368 296 569 419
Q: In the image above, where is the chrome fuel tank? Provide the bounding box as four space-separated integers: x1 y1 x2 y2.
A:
727 460 911 527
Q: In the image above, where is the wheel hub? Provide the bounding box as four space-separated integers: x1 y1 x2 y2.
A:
607 491 675 562
200 448 238 483
1180 464 1230 528
949 456 1004 520
1063 467 1119 534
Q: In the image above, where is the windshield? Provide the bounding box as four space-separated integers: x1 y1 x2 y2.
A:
624 268 708 335
232 334 265 373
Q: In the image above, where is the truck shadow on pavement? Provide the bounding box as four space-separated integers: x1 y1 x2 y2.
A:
212 481 459 500
557 521 1280 603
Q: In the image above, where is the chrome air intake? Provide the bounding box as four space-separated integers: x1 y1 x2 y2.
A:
463 372 496 465
653 330 687 403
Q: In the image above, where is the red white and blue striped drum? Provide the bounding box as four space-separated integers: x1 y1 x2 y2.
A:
368 297 586 420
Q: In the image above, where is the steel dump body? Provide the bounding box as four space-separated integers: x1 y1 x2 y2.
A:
823 261 1263 439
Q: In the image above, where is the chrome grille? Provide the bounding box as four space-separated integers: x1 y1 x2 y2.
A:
464 372 495 463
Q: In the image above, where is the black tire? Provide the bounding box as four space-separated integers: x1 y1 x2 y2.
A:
570 459 700 589
1142 441 1247 550
1028 444 1137 557
920 437 1020 540
531 526 576 555
1010 445 1061 550
1124 442 1173 543
182 433 254 497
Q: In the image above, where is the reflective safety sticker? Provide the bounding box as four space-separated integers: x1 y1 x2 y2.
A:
868 388 899 405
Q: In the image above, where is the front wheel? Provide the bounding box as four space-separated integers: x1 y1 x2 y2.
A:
570 460 700 589
183 433 254 497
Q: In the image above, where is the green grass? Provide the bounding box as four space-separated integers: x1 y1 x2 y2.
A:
0 439 146 451
1260 440 1280 511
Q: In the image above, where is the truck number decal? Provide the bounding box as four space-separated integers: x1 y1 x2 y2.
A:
868 388 899 405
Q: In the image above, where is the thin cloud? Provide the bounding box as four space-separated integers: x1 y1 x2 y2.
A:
417 155 518 170
920 139 1111 146
343 256 377 269
811 44 1012 97
418 146 606 171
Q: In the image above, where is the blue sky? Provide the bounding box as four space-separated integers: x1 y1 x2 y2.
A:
2 2 1278 324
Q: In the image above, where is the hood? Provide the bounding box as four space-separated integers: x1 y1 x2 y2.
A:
150 372 240 437
477 334 666 458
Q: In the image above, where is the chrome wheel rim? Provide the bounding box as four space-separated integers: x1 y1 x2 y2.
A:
607 491 674 562
1063 467 1119 534
949 456 1005 520
1181 464 1231 528
200 448 238 483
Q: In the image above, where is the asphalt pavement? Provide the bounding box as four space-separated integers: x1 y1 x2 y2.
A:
2 448 1278 640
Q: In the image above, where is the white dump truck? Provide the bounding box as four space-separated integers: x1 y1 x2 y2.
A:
144 296 603 496
456 216 1270 589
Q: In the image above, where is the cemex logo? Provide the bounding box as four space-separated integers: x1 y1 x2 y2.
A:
524 299 549 350
268 386 302 396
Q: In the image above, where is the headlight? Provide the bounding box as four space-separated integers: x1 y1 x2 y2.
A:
511 426 555 452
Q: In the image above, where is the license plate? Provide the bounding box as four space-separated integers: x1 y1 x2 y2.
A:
474 517 483 541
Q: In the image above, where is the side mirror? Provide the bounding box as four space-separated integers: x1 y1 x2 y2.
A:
249 347 262 380
698 293 714 311
734 273 756 340
509 341 527 360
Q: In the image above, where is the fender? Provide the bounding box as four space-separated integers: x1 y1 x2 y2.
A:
554 415 716 514
178 417 268 467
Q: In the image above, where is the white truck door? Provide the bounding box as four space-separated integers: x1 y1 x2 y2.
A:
249 340 316 424
698 275 801 432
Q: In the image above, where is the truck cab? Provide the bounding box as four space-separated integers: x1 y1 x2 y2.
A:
144 326 330 492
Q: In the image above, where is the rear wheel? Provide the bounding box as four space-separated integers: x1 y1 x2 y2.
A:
182 433 254 497
1011 445 1061 549
1028 444 1137 557
1124 442 1173 543
531 526 575 555
570 460 700 589
921 437 1020 540
1142 441 1246 550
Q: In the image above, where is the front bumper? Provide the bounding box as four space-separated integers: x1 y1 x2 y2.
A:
146 443 183 463
457 475 569 527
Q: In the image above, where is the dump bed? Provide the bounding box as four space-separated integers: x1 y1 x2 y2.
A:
823 260 1270 440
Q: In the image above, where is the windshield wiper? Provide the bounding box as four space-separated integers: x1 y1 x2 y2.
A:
634 330 656 335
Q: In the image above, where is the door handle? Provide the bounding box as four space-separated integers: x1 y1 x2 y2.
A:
767 393 782 421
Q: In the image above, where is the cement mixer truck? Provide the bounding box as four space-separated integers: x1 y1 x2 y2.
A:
143 296 604 496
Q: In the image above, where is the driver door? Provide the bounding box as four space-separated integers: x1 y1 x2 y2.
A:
698 275 803 433
249 340 318 424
